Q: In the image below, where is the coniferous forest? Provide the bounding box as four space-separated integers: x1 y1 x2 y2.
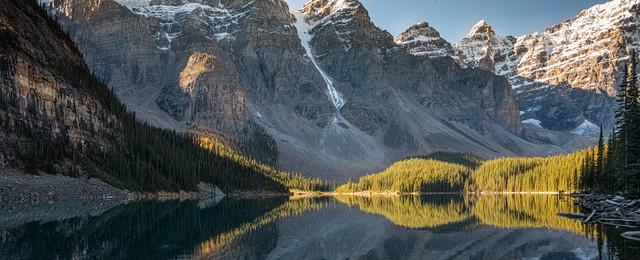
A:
336 151 592 193
582 51 640 196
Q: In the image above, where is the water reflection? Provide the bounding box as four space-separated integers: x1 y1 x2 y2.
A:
1 195 639 259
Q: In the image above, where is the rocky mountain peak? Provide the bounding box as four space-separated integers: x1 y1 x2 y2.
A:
296 0 393 52
398 21 442 39
300 0 363 22
395 21 455 58
455 20 514 73
466 20 495 37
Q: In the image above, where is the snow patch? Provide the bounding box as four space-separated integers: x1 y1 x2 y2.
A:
111 0 253 50
522 118 543 128
571 120 600 136
292 10 345 111
300 0 361 51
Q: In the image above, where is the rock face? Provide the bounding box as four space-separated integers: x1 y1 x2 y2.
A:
399 0 638 135
454 20 516 73
43 0 591 181
395 22 456 58
0 0 117 171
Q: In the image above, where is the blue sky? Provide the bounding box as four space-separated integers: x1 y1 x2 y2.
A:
288 0 610 42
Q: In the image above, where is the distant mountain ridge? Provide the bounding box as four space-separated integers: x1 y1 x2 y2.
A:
397 0 639 134
40 0 597 181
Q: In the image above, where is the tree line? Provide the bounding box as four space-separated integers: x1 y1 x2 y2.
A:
336 151 591 193
582 51 640 195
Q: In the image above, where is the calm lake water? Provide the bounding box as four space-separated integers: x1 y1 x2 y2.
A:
1 195 639 260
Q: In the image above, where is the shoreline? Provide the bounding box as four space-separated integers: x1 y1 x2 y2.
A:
291 190 578 197
0 169 292 205
1 168 583 204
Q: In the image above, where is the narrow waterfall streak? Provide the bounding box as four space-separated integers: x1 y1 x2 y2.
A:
292 11 345 111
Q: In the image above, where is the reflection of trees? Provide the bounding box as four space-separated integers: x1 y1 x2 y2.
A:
467 195 584 233
194 197 331 258
589 222 640 260
335 195 473 229
0 197 332 260
0 199 284 259
334 195 586 234
6 195 636 259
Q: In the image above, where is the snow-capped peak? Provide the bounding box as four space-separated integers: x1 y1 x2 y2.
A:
297 0 366 52
466 20 495 37
454 19 514 73
395 21 455 58
300 0 361 22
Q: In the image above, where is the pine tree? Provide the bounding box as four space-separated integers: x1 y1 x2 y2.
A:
627 50 640 193
596 125 605 191
611 56 632 192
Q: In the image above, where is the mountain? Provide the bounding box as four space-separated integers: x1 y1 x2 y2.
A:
41 0 592 181
399 0 639 135
395 21 457 59
0 0 287 193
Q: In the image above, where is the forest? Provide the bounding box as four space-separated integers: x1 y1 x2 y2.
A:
336 151 590 193
581 51 640 196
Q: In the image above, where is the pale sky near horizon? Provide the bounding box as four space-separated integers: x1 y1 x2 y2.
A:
287 0 610 42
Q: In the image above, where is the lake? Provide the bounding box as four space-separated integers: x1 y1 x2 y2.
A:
1 195 639 259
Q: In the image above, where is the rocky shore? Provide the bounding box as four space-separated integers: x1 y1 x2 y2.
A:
0 169 131 204
559 194 640 241
0 169 131 226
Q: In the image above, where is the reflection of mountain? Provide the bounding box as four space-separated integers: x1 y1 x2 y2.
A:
269 195 598 260
1 195 606 259
0 197 331 260
335 195 584 234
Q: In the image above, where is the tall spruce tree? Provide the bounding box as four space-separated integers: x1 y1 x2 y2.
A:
612 55 631 192
596 125 605 191
627 50 640 193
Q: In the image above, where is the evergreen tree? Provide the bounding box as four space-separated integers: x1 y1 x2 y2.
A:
596 125 605 191
627 50 640 193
